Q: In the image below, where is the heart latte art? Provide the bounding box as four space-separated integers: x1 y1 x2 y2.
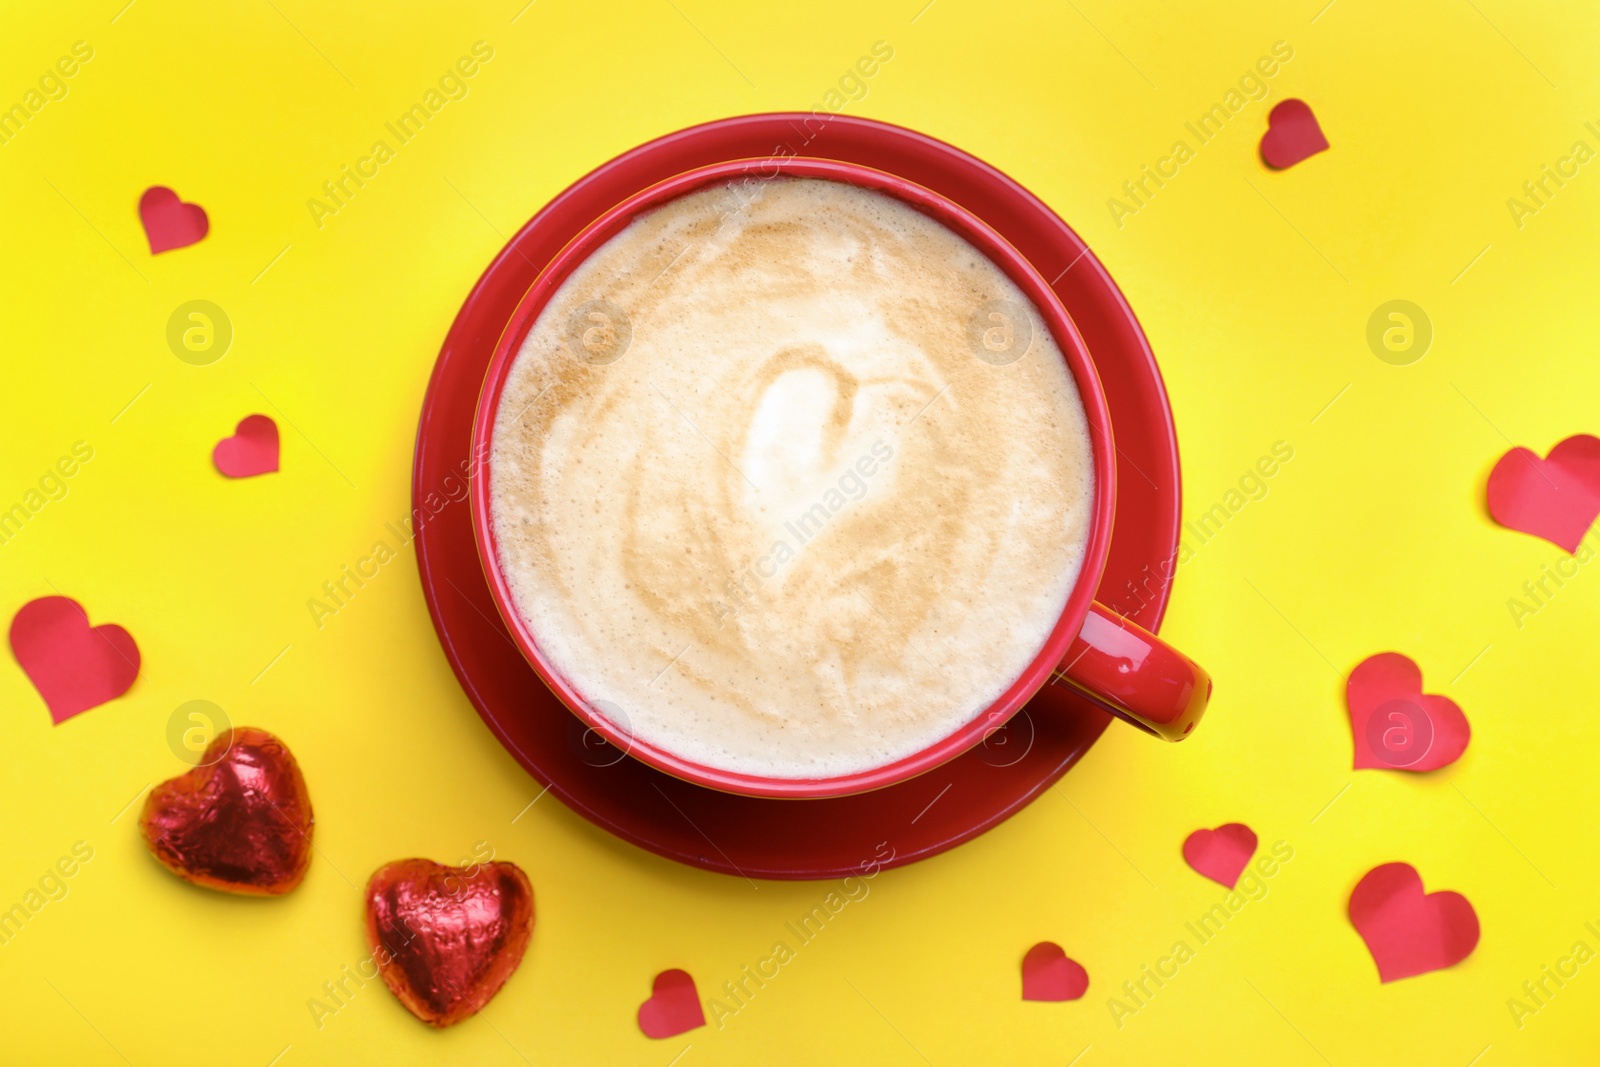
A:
489 178 1094 779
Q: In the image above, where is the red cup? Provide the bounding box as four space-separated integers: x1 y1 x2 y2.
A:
469 157 1210 799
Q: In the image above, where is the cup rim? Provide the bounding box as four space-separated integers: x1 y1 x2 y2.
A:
468 156 1117 798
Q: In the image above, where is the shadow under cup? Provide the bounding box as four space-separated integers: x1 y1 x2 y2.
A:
468 156 1208 799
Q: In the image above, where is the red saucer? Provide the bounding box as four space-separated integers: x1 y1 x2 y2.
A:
413 114 1181 880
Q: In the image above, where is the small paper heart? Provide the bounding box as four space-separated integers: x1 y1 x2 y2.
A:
140 727 313 895
1349 862 1479 982
1260 98 1329 170
638 969 705 1038
139 186 209 254
1486 435 1600 552
9 596 139 724
1022 941 1089 1002
1182 823 1258 888
365 858 535 1027
1347 653 1469 772
213 415 279 478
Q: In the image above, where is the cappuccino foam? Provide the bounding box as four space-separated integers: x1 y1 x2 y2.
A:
489 177 1094 780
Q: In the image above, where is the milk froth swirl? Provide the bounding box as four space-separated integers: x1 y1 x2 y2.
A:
489 178 1093 779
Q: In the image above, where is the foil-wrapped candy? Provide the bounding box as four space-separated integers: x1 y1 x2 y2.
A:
364 858 534 1027
140 726 313 895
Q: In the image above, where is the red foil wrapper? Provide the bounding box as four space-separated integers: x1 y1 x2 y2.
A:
365 858 535 1027
139 727 313 895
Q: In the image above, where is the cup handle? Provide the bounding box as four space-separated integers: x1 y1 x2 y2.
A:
1048 602 1211 741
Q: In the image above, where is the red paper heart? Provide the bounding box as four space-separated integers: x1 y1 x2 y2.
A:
213 415 279 478
1021 941 1089 1002
638 969 705 1038
1486 435 1600 552
1349 863 1479 982
1260 98 1329 170
138 186 209 253
365 858 534 1028
9 596 139 724
1182 823 1258 888
1347 653 1469 772
140 727 314 894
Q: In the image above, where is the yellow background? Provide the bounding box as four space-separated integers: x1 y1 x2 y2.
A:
3 1 1599 1063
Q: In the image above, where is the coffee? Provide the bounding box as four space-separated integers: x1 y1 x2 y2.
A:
489 177 1094 779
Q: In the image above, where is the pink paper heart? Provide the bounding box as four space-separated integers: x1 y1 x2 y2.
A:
1182 823 1258 888
1349 863 1479 982
1021 941 1089 1002
1347 653 1469 772
9 596 140 724
1486 435 1600 552
213 415 279 478
637 969 704 1039
1260 98 1329 170
139 186 209 253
